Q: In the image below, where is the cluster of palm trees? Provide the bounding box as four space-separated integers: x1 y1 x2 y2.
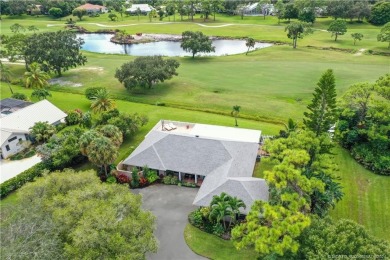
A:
208 192 246 231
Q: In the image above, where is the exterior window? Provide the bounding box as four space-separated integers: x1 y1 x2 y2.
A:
19 138 22 142
8 136 17 142
6 145 10 151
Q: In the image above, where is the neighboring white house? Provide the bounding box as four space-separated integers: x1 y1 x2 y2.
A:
126 4 154 15
119 120 269 214
0 99 67 159
76 3 108 14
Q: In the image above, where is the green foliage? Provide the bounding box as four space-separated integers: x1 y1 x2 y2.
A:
303 69 338 136
106 175 117 184
65 109 83 125
3 169 158 259
285 22 313 48
189 208 204 228
231 105 240 126
377 22 390 49
85 86 105 100
29 121 57 143
298 8 316 24
351 32 364 45
296 217 390 258
131 167 140 188
72 8 87 21
370 1 390 26
108 13 118 21
31 88 52 100
232 199 311 257
143 167 159 184
24 62 50 89
245 37 256 55
80 111 92 128
79 130 101 156
328 20 347 41
90 88 116 113
11 92 27 100
0 162 46 198
181 31 216 58
86 136 119 177
37 127 86 169
48 7 63 18
337 74 390 175
107 112 148 137
162 175 172 184
96 124 123 147
115 56 180 89
212 223 225 236
25 31 87 76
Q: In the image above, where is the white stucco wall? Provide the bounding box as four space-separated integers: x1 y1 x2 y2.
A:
1 133 28 159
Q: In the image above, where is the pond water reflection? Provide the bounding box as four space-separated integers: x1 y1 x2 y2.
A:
79 34 272 56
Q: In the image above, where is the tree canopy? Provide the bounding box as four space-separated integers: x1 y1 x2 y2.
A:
328 20 347 41
370 1 390 25
1 169 158 259
285 22 313 48
115 56 180 90
25 31 87 76
181 31 216 58
377 22 390 49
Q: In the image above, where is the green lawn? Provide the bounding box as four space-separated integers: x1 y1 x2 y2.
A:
330 147 390 241
184 224 258 260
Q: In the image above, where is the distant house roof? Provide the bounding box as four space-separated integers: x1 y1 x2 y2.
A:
122 120 268 214
126 4 154 12
76 3 107 11
0 99 67 146
0 98 33 115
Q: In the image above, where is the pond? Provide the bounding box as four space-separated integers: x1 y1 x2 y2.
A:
78 34 272 57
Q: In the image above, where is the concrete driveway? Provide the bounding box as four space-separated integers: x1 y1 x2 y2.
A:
134 184 205 260
0 155 41 184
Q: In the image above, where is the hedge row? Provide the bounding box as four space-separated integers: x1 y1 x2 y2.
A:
0 162 47 198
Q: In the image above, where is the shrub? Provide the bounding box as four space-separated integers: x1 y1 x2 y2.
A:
155 102 165 106
11 93 28 101
106 176 117 184
182 182 197 188
213 223 225 237
139 177 148 187
10 154 23 160
170 176 179 185
65 110 82 125
0 162 46 198
131 167 140 188
117 173 130 184
200 207 210 218
162 175 172 184
55 122 67 132
24 150 36 158
146 170 159 184
189 209 203 228
85 87 105 100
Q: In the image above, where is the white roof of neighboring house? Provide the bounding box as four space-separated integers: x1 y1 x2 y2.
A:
122 120 268 214
126 4 154 12
0 99 66 146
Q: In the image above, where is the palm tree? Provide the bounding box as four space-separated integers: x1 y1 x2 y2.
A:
210 192 232 205
228 196 246 225
24 62 50 89
0 62 14 94
29 121 56 143
209 201 232 231
231 105 241 127
97 124 123 147
86 136 118 177
245 38 256 55
79 130 101 156
31 88 52 100
90 88 116 114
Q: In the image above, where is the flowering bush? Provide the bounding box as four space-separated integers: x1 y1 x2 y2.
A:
139 177 148 187
117 173 130 184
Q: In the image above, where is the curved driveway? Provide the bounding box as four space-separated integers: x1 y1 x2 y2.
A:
134 184 205 260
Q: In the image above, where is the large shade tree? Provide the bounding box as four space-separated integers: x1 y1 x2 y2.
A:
328 20 347 41
115 56 180 90
285 22 313 48
181 31 216 58
377 22 390 49
24 31 87 76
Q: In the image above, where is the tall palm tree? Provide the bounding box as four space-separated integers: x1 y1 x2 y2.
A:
209 201 232 231
29 121 56 144
90 88 116 114
86 136 118 177
79 130 101 156
24 62 50 89
0 62 14 94
231 105 241 127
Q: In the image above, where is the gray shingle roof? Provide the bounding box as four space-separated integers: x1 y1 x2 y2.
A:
122 120 269 213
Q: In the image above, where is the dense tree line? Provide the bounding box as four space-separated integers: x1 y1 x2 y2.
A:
337 74 390 175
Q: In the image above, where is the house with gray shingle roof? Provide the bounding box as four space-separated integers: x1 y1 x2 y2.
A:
120 120 269 214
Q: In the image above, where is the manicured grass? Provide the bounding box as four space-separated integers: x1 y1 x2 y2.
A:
6 45 389 123
330 146 390 241
184 224 258 260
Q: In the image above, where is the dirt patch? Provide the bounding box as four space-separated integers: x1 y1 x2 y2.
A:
71 66 104 72
49 78 82 88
